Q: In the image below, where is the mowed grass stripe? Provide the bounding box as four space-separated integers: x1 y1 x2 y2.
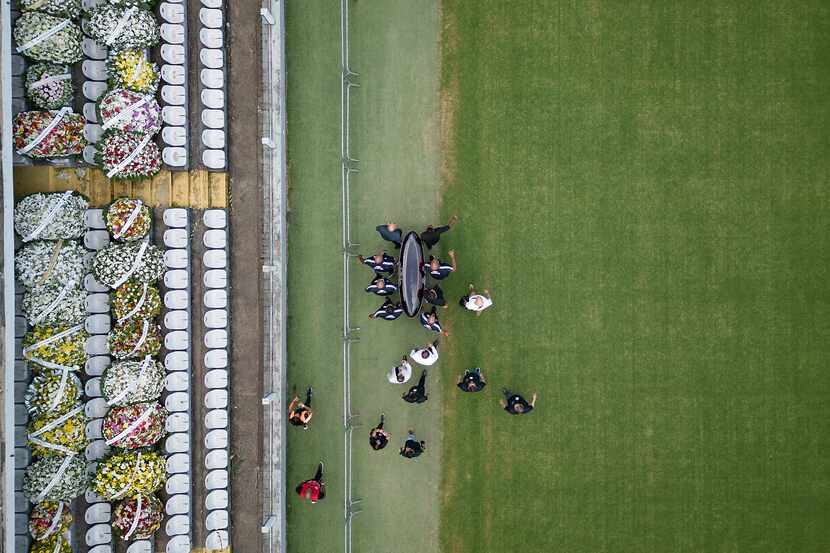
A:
439 2 830 552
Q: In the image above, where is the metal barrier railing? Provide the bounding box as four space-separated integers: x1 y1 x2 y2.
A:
341 1 362 553
260 2 288 553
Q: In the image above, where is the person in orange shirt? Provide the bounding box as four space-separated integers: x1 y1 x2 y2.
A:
288 387 314 430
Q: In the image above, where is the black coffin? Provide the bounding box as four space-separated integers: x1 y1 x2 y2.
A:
399 231 424 317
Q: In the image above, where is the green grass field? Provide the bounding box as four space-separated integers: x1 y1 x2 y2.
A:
286 1 830 552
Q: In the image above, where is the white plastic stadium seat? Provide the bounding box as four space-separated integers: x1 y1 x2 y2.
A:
204 249 227 268
165 351 189 371
205 489 228 510
89 546 111 553
166 535 191 553
85 377 102 397
85 398 108 419
163 208 188 228
162 126 187 146
166 453 190 474
203 209 227 228
160 23 185 44
205 389 228 409
161 64 185 85
204 349 228 369
205 449 228 470
202 129 225 150
86 356 109 376
83 103 97 123
206 509 229 531
85 440 109 461
85 502 110 524
164 269 189 289
204 309 227 329
165 371 189 392
83 124 102 143
81 0 100 10
166 474 189 495
160 3 185 24
205 369 228 390
165 391 189 412
204 288 227 308
163 146 187 167
199 28 223 49
205 429 228 450
165 432 189 454
82 38 107 59
83 145 98 165
203 150 227 170
201 109 225 129
86 419 103 439
162 85 186 106
200 69 223 89
200 48 224 69
84 230 109 250
164 310 189 331
204 409 228 430
205 470 229 491
127 541 152 553
86 335 108 355
203 269 227 288
85 524 112 546
163 228 188 248
85 209 105 229
201 89 224 109
206 530 229 550
165 412 189 433
164 249 188 269
166 514 190 536
164 330 188 351
85 274 108 292
201 0 222 8
200 8 223 28
86 489 106 504
164 290 188 310
86 294 109 314
165 495 190 516
83 81 107 101
85 314 111 335
161 44 185 65
204 329 227 349
82 60 107 80
162 106 186 126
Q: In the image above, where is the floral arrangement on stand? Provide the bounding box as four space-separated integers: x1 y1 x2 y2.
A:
14 192 88 241
24 371 82 417
13 110 87 159
28 500 73 542
112 280 161 322
22 324 90 373
22 454 88 502
25 63 74 110
92 240 165 288
22 281 87 327
109 319 162 359
13 12 83 64
98 88 162 135
107 50 160 94
87 5 159 51
18 0 82 19
15 240 90 289
97 130 162 180
106 198 152 241
93 451 166 500
27 408 88 458
29 534 73 553
102 358 165 405
102 402 168 449
112 494 164 540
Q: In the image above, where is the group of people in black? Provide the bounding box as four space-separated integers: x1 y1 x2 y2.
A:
293 215 538 501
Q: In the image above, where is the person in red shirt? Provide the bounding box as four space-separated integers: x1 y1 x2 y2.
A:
296 462 326 503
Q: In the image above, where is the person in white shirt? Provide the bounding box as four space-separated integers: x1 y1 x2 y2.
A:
409 341 439 366
386 357 412 384
459 283 493 316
